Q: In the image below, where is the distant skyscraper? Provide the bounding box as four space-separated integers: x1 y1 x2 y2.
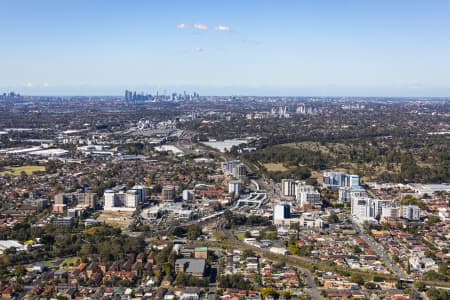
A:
124 90 133 102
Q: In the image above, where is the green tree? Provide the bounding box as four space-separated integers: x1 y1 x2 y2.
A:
14 265 26 277
414 280 426 292
187 225 202 240
350 274 364 286
261 288 279 298
327 214 339 224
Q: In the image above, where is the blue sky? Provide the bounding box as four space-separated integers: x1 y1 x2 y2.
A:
1 0 450 96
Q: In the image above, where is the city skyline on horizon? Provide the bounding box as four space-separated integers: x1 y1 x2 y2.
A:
4 84 450 98
2 0 450 97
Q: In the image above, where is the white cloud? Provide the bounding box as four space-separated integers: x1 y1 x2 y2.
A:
215 25 230 32
177 23 188 29
195 47 205 53
193 23 208 30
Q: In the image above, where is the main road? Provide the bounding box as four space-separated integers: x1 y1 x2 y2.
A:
350 217 408 278
217 223 323 300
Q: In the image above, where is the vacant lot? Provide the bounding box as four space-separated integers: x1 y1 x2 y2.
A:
263 163 288 172
0 165 46 176
97 211 134 229
310 171 324 184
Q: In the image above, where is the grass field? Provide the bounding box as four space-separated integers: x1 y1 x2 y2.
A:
283 141 333 155
0 165 46 176
235 232 248 241
62 257 80 269
263 163 288 172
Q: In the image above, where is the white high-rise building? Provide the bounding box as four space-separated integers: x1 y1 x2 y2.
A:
323 172 346 188
296 185 321 207
222 160 247 179
104 188 140 211
222 160 241 175
126 189 139 208
323 172 361 189
104 190 116 209
338 186 367 203
403 205 420 221
351 197 394 223
280 179 321 207
182 190 195 201
228 180 242 196
381 206 401 220
375 199 393 218
233 163 247 179
281 179 296 197
346 175 361 188
273 203 292 226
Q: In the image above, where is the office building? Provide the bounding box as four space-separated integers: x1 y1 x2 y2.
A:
273 203 297 227
323 172 361 189
82 192 97 208
228 180 242 196
403 205 420 221
233 163 247 178
296 184 321 207
182 190 195 201
338 186 367 203
222 160 241 174
381 206 401 220
132 185 147 204
281 179 296 197
103 187 139 211
323 172 346 188
351 197 394 223
274 203 291 220
162 185 176 202
175 259 206 277
345 174 361 188
298 190 321 207
55 192 97 208
222 160 247 179
104 190 116 210
126 189 139 208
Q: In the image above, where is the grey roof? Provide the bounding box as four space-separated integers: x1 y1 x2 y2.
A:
176 258 206 275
